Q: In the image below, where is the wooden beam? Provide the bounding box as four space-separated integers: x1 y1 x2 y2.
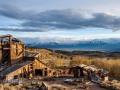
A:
0 34 12 38
2 48 24 50
9 35 12 65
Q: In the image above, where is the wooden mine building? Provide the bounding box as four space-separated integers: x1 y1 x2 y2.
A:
0 34 24 65
0 35 69 82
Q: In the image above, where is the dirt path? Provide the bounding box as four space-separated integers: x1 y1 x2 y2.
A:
44 79 107 90
45 82 107 90
21 78 108 90
87 83 107 90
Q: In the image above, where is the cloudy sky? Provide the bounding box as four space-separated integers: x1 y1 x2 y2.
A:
0 0 120 43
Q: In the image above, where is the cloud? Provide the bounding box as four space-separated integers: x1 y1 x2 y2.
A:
0 4 120 32
0 27 47 32
0 4 34 20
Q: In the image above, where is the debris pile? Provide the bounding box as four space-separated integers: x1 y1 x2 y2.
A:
0 83 25 90
42 77 56 81
100 80 120 90
70 64 109 84
48 84 67 90
0 81 48 90
64 78 89 89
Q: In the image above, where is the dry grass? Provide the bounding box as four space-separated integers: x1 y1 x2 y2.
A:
92 59 120 79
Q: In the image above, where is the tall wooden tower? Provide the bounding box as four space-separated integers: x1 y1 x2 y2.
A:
0 35 24 65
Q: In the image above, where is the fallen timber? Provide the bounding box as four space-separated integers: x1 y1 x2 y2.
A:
70 64 109 83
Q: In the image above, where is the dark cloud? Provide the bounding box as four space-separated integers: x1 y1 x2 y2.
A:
0 27 46 32
0 5 25 19
0 4 35 20
0 4 120 32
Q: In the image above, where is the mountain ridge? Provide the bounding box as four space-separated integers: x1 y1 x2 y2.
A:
26 38 120 52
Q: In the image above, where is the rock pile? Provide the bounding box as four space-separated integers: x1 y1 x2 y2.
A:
100 80 120 90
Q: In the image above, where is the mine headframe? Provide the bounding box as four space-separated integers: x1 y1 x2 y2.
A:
0 34 24 66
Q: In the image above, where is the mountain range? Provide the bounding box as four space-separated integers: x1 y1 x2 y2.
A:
26 38 120 52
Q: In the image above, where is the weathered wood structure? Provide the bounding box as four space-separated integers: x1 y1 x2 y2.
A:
70 64 109 82
0 34 24 65
0 35 69 82
0 60 55 81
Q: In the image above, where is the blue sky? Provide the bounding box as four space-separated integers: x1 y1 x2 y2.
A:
0 0 120 43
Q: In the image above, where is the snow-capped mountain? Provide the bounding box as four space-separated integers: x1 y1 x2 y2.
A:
25 38 120 52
